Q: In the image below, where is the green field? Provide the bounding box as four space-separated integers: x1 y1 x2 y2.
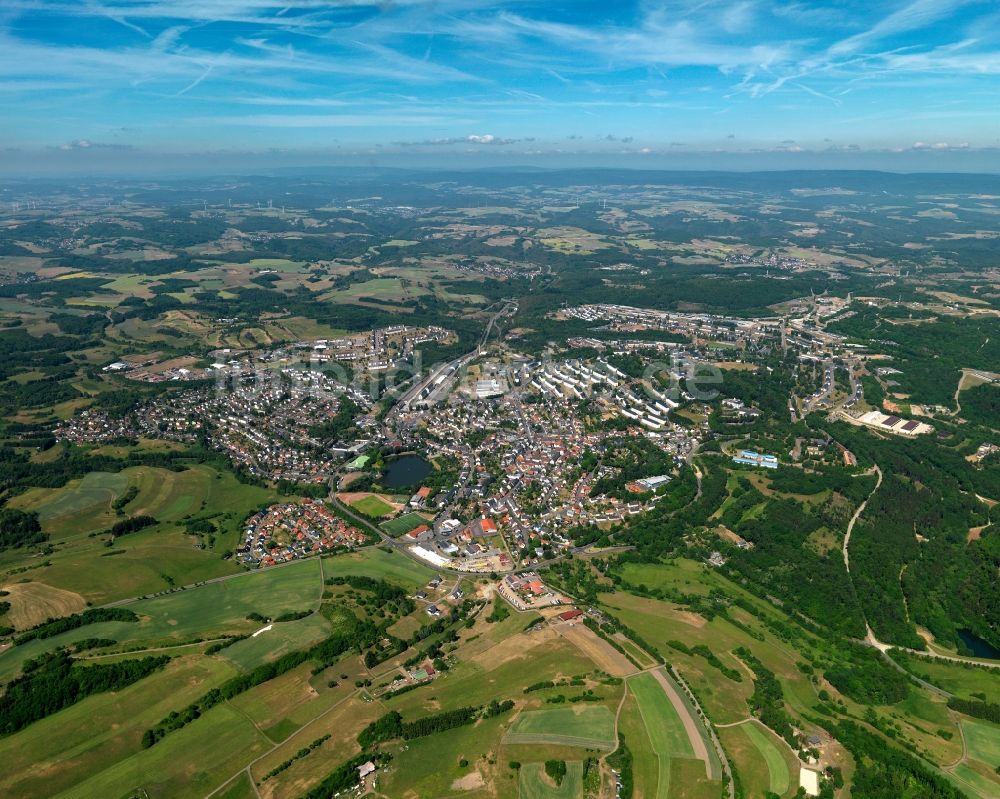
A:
519 760 584 799
0 655 240 799
505 706 616 750
221 613 333 671
9 471 129 536
322 547 435 590
0 558 322 681
55 702 271 799
629 671 695 798
350 494 395 517
378 713 509 797
1 465 279 606
380 511 431 536
962 718 1000 768
742 722 790 796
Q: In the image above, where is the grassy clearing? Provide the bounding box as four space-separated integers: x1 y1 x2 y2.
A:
380 511 431 536
505 706 616 750
519 760 583 799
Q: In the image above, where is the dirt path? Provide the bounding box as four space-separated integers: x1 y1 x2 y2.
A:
842 465 882 574
648 668 712 776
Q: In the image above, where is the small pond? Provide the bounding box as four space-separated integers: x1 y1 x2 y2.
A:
957 629 1000 660
382 455 432 489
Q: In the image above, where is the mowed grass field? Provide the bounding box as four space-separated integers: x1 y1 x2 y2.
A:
629 671 694 798
505 706 616 750
350 494 395 517
380 510 431 536
742 721 791 796
519 760 583 799
962 718 1000 770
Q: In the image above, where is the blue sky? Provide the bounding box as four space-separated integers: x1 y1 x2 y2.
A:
2 0 1000 173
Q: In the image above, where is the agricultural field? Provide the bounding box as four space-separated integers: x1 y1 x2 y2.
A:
627 670 722 798
0 557 323 681
0 655 241 799
505 706 617 750
952 718 1000 797
720 721 794 799
2 463 279 604
321 547 435 590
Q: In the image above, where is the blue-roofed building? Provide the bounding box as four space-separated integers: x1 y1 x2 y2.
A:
732 450 778 469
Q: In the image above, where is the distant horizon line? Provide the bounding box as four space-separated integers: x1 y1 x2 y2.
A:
4 165 1000 182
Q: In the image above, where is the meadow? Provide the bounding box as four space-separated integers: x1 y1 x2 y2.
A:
519 760 583 799
0 558 322 681
628 670 720 798
505 706 617 750
321 547 435 590
2 464 279 606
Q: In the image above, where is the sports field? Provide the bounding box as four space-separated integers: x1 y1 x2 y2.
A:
505 706 616 750
350 494 395 517
519 761 583 799
380 511 431 536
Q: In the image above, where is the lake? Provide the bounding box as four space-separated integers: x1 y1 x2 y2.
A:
957 629 1000 660
382 455 432 489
